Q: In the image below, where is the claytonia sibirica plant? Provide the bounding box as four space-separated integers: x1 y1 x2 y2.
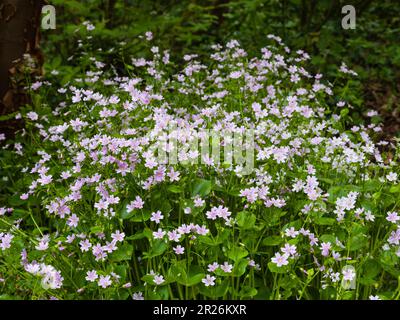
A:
0 29 400 300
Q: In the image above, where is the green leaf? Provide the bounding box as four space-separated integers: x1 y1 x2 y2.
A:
177 266 204 287
341 291 354 300
143 240 167 259
227 246 248 262
192 179 212 197
363 179 381 192
147 291 162 299
379 250 398 267
129 210 151 222
263 208 287 226
0 112 18 121
156 286 170 299
168 185 183 193
348 234 368 251
262 236 282 247
90 226 103 234
362 259 381 279
198 236 222 246
319 177 334 185
314 217 336 225
141 274 152 283
268 262 288 274
8 194 25 206
199 279 229 298
110 244 133 262
238 286 257 298
126 228 152 241
114 265 128 282
236 211 256 229
159 200 172 215
340 108 349 118
126 232 146 241
167 260 185 282
232 258 249 277
389 185 400 193
120 203 134 220
320 234 336 245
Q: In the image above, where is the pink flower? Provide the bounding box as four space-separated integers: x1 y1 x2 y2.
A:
133 292 144 300
167 168 180 181
194 197 205 207
35 239 49 251
195 225 209 236
281 243 297 256
127 196 144 212
284 227 299 238
167 230 181 242
364 210 375 222
67 214 79 228
98 275 112 288
386 212 399 224
66 234 75 243
153 275 165 285
206 205 231 221
342 268 356 281
150 210 164 224
79 239 92 252
220 262 233 273
388 229 400 245
20 193 29 200
320 242 331 257
153 166 166 182
85 270 98 282
207 262 219 272
38 174 53 185
206 208 218 220
0 233 14 250
153 228 166 239
173 245 185 255
271 252 289 267
240 187 259 203
202 275 216 287
111 230 125 242
103 241 117 253
309 233 319 246
27 111 39 121
145 31 153 41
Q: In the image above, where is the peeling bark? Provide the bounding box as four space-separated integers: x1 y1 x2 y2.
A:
0 0 45 137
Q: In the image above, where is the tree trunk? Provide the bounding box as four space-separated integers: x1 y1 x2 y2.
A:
0 0 44 138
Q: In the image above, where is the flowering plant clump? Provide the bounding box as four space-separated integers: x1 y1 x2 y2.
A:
0 31 400 300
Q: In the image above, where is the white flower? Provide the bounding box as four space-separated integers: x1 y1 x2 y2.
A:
386 172 398 182
27 111 39 121
133 292 144 300
153 275 165 285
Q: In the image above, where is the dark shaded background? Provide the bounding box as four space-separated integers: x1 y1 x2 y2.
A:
2 0 399 137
